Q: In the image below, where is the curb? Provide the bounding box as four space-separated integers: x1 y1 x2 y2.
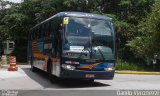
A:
115 71 160 75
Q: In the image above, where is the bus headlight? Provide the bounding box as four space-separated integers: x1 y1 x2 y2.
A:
104 66 115 71
62 64 76 70
104 67 115 71
104 63 115 71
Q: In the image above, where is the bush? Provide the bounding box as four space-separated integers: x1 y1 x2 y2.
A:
116 59 144 71
128 2 160 63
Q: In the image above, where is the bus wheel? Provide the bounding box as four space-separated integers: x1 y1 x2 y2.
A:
30 57 36 72
47 59 58 83
87 79 95 83
49 75 59 83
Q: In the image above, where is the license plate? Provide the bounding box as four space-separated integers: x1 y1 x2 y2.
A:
85 74 95 78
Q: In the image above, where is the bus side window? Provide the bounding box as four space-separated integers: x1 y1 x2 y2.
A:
50 19 56 38
51 18 60 58
45 23 47 38
46 22 51 38
34 28 36 40
55 21 61 58
50 20 55 57
39 27 41 39
37 27 40 39
30 31 32 40
32 31 35 40
41 25 45 39
35 28 39 40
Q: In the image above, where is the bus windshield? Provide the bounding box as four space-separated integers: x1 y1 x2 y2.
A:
63 17 115 60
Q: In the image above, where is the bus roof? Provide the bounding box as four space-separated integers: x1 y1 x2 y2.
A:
57 12 112 20
31 12 112 30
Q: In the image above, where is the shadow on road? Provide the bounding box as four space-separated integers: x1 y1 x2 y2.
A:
54 79 110 88
21 68 111 89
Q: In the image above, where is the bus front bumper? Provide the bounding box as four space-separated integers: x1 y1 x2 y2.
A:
60 69 115 80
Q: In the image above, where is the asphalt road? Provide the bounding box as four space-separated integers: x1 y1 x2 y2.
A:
0 65 160 96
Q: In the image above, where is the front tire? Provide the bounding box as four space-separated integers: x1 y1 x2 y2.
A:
49 75 59 83
30 56 36 72
86 79 94 83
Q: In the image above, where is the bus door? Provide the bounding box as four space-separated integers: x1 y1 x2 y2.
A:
51 32 61 77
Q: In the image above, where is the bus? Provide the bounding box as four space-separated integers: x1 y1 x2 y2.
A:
28 12 116 82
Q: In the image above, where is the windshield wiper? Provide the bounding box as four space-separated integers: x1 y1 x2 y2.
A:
96 46 105 61
77 47 90 59
92 40 105 61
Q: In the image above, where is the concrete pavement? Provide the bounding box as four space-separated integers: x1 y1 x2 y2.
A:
0 65 160 90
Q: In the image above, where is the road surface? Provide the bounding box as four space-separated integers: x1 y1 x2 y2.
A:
0 65 160 96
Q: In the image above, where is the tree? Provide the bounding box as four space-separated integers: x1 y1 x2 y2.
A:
0 0 157 62
128 1 160 63
2 13 29 39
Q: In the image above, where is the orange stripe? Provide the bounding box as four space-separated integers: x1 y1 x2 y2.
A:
51 58 60 62
33 53 46 60
32 41 41 53
78 62 102 69
32 41 60 63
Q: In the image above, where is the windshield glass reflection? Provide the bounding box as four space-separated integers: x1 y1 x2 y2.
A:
63 17 115 60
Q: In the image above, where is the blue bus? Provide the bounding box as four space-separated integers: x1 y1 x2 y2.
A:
28 12 116 83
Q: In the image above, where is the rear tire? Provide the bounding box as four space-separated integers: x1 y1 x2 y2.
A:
31 66 36 72
30 57 36 72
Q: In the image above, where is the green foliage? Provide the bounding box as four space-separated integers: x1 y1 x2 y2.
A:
128 2 160 62
0 0 157 63
119 0 155 24
1 13 29 40
116 59 160 71
0 25 9 40
116 59 140 71
0 0 155 42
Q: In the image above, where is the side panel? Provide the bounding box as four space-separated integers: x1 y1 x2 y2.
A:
52 58 61 77
32 41 47 71
31 16 63 77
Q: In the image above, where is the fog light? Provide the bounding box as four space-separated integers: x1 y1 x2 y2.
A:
62 64 76 70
